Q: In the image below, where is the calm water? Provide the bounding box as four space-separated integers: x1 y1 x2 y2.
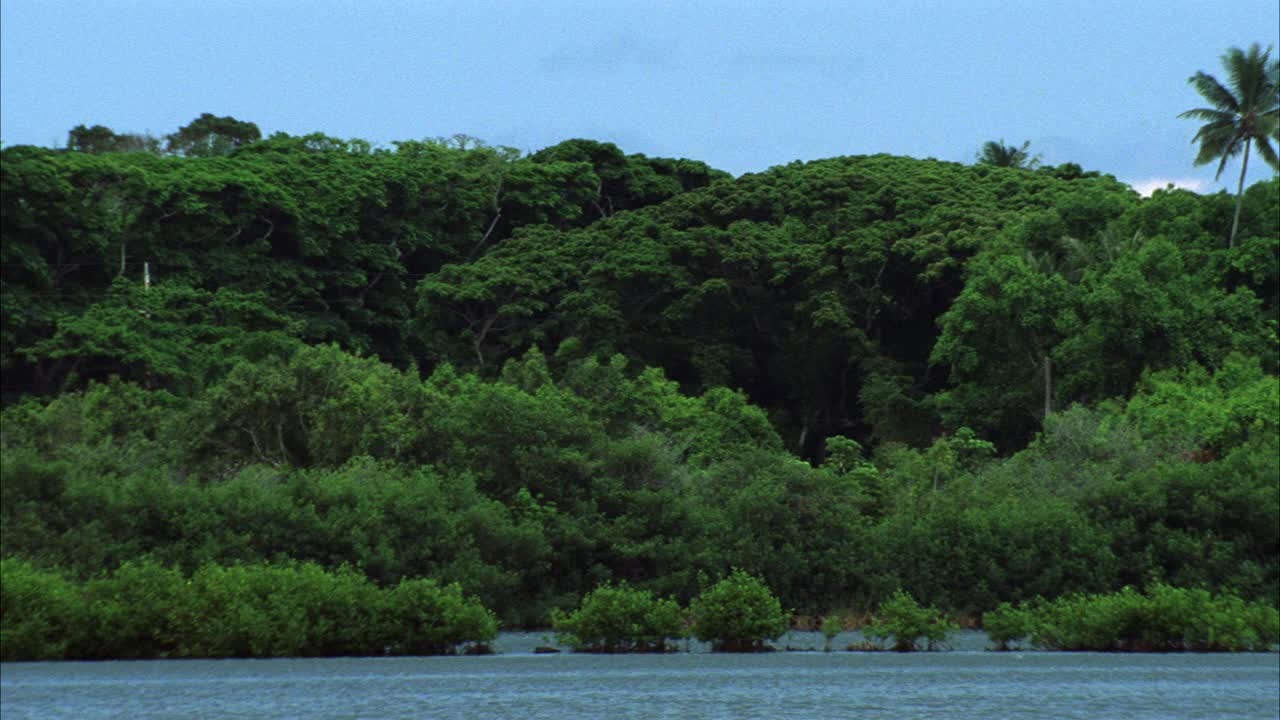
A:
3 632 1277 720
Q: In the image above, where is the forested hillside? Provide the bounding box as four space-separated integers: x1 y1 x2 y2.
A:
2 127 1277 637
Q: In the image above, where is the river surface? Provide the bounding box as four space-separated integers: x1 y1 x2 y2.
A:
3 632 1277 719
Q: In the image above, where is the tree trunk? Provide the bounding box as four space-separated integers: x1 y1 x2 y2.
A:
473 314 497 368
1229 137 1251 249
1043 355 1052 422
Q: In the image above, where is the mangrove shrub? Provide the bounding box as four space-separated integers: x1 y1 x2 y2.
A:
984 585 1280 652
0 560 498 660
551 582 685 653
689 570 790 652
862 590 955 652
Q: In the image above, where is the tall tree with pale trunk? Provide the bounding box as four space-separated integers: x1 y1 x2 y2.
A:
1179 43 1279 249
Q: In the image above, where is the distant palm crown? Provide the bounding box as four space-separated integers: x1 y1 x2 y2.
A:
1180 43 1279 180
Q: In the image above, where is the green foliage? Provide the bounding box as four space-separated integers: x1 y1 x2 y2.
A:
383 577 499 656
933 209 1272 448
1 134 1276 656
691 448 869 611
183 344 427 469
868 496 1118 615
67 124 161 154
0 559 85 661
80 560 186 659
1123 354 1278 455
7 138 1268 465
172 562 380 658
689 569 790 652
551 582 685 652
2 332 1275 640
3 132 714 396
862 589 955 652
1182 43 1274 179
25 280 300 395
1179 43 1279 247
165 113 262 157
1017 585 1279 652
976 140 1040 170
529 138 729 218
0 559 497 661
981 602 1031 651
1086 445 1279 600
418 153 1137 457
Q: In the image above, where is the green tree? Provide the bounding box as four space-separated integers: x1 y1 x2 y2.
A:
977 139 1041 169
688 569 790 652
67 124 161 154
382 577 499 655
862 589 954 651
982 602 1031 651
1179 43 1280 248
166 114 262 157
80 560 185 659
24 281 300 396
931 249 1071 447
551 582 685 652
0 559 85 661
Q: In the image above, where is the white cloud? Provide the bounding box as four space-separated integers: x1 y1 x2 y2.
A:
1127 178 1207 197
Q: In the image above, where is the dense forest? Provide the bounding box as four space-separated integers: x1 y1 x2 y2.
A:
1 111 1277 655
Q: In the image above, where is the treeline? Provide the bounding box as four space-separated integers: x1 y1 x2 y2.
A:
985 584 1280 652
552 570 789 653
1 127 1277 652
1 130 726 393
0 558 497 661
3 342 1275 627
5 133 1274 454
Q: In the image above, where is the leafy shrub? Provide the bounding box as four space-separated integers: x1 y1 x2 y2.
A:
2 559 499 660
551 582 685 652
1022 584 1279 652
169 562 382 658
982 602 1031 651
0 559 85 661
863 590 955 652
80 559 186 659
689 569 790 652
383 577 500 656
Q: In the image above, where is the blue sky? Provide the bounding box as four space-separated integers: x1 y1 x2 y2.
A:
3 0 1277 194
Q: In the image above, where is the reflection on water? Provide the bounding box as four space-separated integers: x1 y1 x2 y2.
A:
2 632 1277 720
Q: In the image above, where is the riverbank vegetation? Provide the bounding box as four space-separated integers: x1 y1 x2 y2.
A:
861 590 955 652
688 570 791 652
0 558 496 661
983 584 1280 652
552 583 684 653
1 92 1277 659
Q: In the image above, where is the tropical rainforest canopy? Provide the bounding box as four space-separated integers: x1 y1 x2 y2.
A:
1 117 1277 642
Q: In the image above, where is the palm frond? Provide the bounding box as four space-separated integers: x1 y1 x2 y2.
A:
1213 140 1247 179
1224 46 1256 106
1188 72 1239 112
1194 132 1242 176
1254 135 1279 172
1188 120 1237 146
1225 44 1272 108
1182 46 1280 180
977 139 1038 169
1178 108 1235 122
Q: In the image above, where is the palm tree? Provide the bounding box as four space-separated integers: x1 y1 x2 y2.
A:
1179 43 1280 248
976 139 1041 169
